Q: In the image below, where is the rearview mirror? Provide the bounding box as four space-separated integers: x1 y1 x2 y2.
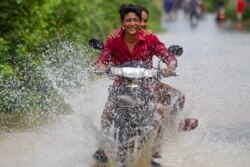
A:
89 38 104 51
168 45 183 56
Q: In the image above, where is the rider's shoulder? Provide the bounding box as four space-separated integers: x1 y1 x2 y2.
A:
106 33 121 43
144 32 160 42
138 30 156 39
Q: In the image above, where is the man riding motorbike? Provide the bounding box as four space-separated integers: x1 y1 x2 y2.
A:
92 3 198 163
104 4 198 159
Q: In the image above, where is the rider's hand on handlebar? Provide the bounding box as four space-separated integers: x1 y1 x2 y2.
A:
168 60 177 70
143 29 153 35
95 64 108 75
108 30 120 39
161 67 176 77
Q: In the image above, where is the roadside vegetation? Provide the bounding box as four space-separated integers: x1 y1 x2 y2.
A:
204 0 250 21
0 0 161 114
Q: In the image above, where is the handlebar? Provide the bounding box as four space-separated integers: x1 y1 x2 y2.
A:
88 38 183 57
93 66 179 79
89 38 182 78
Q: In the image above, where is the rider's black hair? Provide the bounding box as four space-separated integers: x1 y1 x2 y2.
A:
119 4 142 21
139 6 149 16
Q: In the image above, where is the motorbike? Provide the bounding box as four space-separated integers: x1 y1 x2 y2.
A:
89 38 183 167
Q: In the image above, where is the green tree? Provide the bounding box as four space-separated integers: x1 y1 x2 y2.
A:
0 0 162 113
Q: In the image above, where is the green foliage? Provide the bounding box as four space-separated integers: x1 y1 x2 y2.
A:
204 0 250 21
225 5 237 21
0 0 161 113
225 1 250 21
0 38 10 67
243 5 250 20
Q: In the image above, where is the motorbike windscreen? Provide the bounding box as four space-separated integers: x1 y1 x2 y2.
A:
110 67 157 78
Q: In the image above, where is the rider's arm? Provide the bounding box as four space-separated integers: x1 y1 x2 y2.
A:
95 39 113 72
143 28 153 35
108 28 122 39
148 34 177 77
109 28 152 39
150 34 177 69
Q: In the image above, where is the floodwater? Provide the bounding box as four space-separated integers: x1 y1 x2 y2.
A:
1 13 250 167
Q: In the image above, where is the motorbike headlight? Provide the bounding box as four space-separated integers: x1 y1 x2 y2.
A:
110 67 123 76
110 67 157 78
143 69 158 78
122 67 145 78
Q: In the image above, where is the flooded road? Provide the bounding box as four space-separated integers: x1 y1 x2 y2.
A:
1 13 250 167
158 13 250 167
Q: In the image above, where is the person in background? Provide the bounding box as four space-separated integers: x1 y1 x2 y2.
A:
236 0 245 22
163 0 175 20
182 0 190 18
215 0 226 21
189 0 199 25
198 0 206 19
215 0 225 12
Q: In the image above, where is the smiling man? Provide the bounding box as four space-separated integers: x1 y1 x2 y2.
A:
93 3 178 163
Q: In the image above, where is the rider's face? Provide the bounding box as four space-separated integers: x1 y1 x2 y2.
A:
121 12 141 36
141 11 148 30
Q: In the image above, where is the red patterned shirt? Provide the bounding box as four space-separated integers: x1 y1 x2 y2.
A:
95 30 177 67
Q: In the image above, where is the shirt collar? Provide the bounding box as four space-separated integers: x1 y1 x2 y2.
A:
138 30 146 42
119 29 146 43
